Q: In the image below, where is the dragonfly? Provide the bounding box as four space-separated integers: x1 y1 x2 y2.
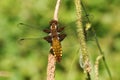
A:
43 20 66 62
18 19 69 62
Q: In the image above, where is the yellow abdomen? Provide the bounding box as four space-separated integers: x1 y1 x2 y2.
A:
52 37 62 62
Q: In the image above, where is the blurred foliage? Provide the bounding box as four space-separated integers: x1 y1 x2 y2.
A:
0 0 120 80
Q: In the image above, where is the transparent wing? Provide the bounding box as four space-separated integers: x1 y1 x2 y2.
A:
17 22 51 50
18 22 50 37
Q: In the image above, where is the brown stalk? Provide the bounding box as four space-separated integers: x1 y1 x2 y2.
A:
47 54 56 80
53 0 61 21
47 0 61 80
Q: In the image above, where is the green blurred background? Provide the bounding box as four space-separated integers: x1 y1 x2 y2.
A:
0 0 120 80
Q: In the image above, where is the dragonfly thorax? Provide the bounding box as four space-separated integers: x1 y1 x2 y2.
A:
50 24 58 38
50 23 57 30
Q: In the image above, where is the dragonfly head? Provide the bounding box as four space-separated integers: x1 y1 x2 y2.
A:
50 23 57 30
50 20 58 30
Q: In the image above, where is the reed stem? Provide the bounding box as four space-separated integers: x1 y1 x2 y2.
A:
74 0 91 79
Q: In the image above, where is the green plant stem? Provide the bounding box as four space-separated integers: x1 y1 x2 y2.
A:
74 0 91 74
80 1 112 79
93 29 112 80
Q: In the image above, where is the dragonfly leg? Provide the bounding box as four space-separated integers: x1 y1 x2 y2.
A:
49 47 54 55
